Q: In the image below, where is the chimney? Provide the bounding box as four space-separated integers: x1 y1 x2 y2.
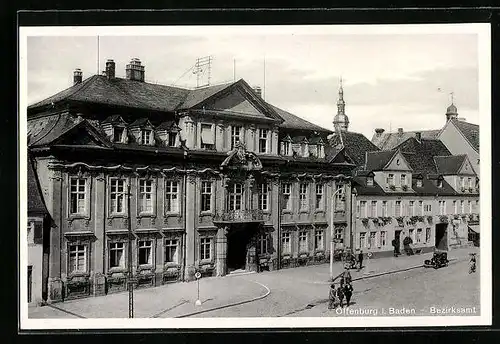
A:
253 86 262 98
398 128 404 135
374 128 385 136
415 132 421 141
126 58 145 82
73 68 82 85
105 59 116 79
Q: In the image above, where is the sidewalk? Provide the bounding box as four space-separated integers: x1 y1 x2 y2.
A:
29 273 268 319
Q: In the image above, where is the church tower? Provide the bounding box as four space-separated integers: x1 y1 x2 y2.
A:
333 77 349 132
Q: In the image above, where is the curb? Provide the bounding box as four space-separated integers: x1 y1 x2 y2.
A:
352 257 459 282
174 280 271 318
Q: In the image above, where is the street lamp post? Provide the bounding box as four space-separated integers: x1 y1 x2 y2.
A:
350 187 358 254
329 183 346 281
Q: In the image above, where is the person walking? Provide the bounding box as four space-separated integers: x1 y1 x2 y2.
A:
469 253 477 274
336 284 345 308
328 284 337 310
343 282 354 307
357 250 364 271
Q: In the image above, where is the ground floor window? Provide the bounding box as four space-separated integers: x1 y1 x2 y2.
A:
109 242 125 269
298 231 308 253
282 232 291 254
200 237 212 261
359 232 366 249
369 231 377 248
380 231 387 246
409 229 415 243
165 239 179 264
27 265 32 303
138 240 153 266
314 230 324 250
257 234 270 255
425 228 431 243
416 228 423 243
334 227 343 242
69 244 87 273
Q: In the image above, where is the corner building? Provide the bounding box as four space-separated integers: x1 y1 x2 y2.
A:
27 59 355 302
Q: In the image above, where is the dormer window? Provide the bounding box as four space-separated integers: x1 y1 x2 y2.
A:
416 177 423 188
367 176 374 186
400 174 407 187
141 129 152 145
301 142 307 156
387 173 394 186
437 179 443 188
281 138 292 156
113 127 125 143
316 144 324 159
168 132 177 147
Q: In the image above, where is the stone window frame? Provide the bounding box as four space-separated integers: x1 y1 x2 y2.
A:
258 182 270 212
314 229 325 251
298 182 309 213
298 230 309 254
199 236 214 263
199 122 215 150
227 182 244 211
164 178 181 215
200 179 215 214
107 176 129 218
137 238 154 268
281 182 293 212
164 236 181 266
231 125 243 150
136 176 157 217
257 233 271 256
380 231 387 247
67 174 92 220
281 231 292 255
66 238 91 277
108 240 128 273
258 128 269 154
315 183 324 211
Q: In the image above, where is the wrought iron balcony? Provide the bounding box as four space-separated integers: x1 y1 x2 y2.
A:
213 209 265 223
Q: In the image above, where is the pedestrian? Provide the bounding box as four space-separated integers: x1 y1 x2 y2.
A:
469 254 476 274
358 250 364 271
328 284 337 310
344 268 352 285
343 282 353 307
336 284 345 308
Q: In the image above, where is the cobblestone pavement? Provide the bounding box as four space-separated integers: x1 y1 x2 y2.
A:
29 247 478 319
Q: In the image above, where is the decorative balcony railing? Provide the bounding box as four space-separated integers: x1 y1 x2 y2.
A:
213 209 265 223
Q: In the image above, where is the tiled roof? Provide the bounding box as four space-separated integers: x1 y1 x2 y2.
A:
352 176 386 196
291 135 308 144
434 155 467 175
28 113 80 147
329 131 380 168
396 138 451 174
156 120 176 131
365 151 396 171
372 129 440 150
269 105 333 134
129 118 153 128
102 115 126 124
411 174 456 196
451 119 479 152
27 155 49 215
28 75 330 134
308 136 324 144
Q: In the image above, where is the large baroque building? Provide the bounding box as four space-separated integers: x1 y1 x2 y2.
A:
27 59 356 302
329 84 480 258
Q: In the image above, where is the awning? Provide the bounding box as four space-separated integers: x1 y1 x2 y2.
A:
468 225 480 234
201 127 214 145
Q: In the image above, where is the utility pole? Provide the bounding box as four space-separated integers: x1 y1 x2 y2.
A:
330 182 346 281
127 183 135 318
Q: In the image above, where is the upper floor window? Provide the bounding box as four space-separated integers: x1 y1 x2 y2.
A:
335 184 345 211
228 183 243 211
395 201 401 216
299 183 309 211
298 231 308 252
258 129 269 153
258 183 269 211
70 178 87 215
110 178 126 215
201 181 212 212
315 184 324 210
468 177 473 189
359 201 367 217
282 232 291 254
138 179 154 214
424 204 432 213
459 176 465 190
381 201 388 217
201 123 215 150
453 200 458 213
165 180 179 213
370 201 377 217
400 174 407 186
68 244 87 273
468 200 472 213
168 132 177 147
460 200 465 213
366 176 374 186
387 173 394 186
141 129 152 145
419 201 424 215
439 200 446 215
113 127 125 143
282 183 292 211
409 201 415 216
231 126 242 149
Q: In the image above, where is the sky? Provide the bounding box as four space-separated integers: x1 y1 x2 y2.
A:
26 31 479 139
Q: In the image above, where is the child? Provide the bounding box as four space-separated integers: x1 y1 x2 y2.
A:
328 284 337 310
344 282 354 307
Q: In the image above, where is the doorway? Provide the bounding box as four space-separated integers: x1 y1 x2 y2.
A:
394 230 402 255
226 224 257 272
435 224 448 251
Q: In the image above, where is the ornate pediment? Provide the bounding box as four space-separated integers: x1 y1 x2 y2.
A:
221 142 263 171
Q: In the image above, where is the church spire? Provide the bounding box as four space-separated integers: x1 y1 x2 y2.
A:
333 76 349 132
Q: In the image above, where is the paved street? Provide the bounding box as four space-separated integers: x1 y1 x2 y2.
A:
29 247 479 319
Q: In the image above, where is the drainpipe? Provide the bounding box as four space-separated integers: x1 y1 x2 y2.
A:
276 179 281 270
59 174 63 300
181 156 188 281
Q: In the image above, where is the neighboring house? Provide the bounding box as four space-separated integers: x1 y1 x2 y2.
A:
27 155 51 305
27 59 356 302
